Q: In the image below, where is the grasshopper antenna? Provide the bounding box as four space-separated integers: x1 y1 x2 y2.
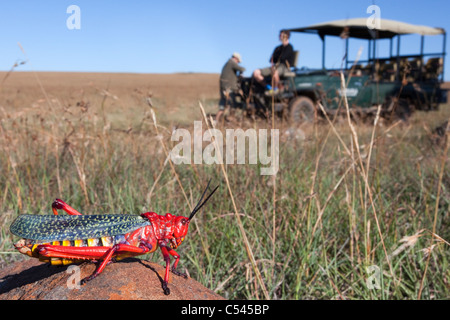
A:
189 180 219 220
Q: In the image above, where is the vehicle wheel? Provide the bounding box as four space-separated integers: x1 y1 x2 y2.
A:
289 96 315 124
382 97 412 121
394 98 412 121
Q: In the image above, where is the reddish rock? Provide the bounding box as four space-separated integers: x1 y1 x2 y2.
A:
0 258 225 300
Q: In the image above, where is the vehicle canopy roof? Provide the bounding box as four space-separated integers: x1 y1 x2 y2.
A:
288 18 445 39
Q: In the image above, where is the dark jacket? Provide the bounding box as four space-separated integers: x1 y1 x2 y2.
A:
271 43 295 67
220 58 246 91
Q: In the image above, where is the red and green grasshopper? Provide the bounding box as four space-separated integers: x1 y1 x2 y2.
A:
10 181 218 295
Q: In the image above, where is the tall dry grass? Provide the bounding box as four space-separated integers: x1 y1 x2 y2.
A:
0 71 449 299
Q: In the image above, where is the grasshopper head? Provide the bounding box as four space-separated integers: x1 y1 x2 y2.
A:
173 216 190 247
172 181 218 248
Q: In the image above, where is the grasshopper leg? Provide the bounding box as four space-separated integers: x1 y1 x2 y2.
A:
38 242 153 285
52 199 83 216
79 242 153 285
160 245 187 295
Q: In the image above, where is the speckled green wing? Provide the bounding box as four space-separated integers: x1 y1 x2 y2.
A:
10 214 151 243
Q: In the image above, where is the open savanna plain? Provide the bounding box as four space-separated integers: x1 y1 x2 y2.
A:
0 71 449 299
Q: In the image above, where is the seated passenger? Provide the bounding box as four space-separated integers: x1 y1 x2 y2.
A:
253 29 295 93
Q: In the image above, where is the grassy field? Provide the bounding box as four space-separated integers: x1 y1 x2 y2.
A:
0 71 449 300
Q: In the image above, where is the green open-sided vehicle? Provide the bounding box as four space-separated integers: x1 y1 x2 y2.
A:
240 18 446 123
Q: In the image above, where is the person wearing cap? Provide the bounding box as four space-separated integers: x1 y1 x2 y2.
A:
253 29 295 93
216 52 246 122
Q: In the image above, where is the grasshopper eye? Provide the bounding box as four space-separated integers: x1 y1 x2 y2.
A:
181 219 187 225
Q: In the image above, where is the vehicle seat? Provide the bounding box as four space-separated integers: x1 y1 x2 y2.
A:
382 60 397 81
424 57 443 80
282 50 300 78
408 57 423 81
374 61 385 81
363 63 373 75
351 64 363 76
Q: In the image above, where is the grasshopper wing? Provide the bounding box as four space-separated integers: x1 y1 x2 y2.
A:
10 214 151 243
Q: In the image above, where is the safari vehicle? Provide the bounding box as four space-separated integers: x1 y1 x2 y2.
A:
238 18 446 123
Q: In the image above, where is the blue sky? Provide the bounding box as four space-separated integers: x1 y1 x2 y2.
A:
1 0 449 80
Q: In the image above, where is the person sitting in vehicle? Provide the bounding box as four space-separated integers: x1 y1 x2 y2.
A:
216 52 246 122
253 29 295 93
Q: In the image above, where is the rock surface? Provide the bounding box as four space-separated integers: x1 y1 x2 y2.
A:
0 258 224 300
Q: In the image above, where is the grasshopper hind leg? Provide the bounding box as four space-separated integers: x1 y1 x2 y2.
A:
79 242 152 285
52 199 83 216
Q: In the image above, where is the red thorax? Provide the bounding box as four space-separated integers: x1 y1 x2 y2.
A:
140 212 190 249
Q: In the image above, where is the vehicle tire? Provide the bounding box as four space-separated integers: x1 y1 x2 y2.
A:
394 98 412 121
382 97 412 122
289 96 315 124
